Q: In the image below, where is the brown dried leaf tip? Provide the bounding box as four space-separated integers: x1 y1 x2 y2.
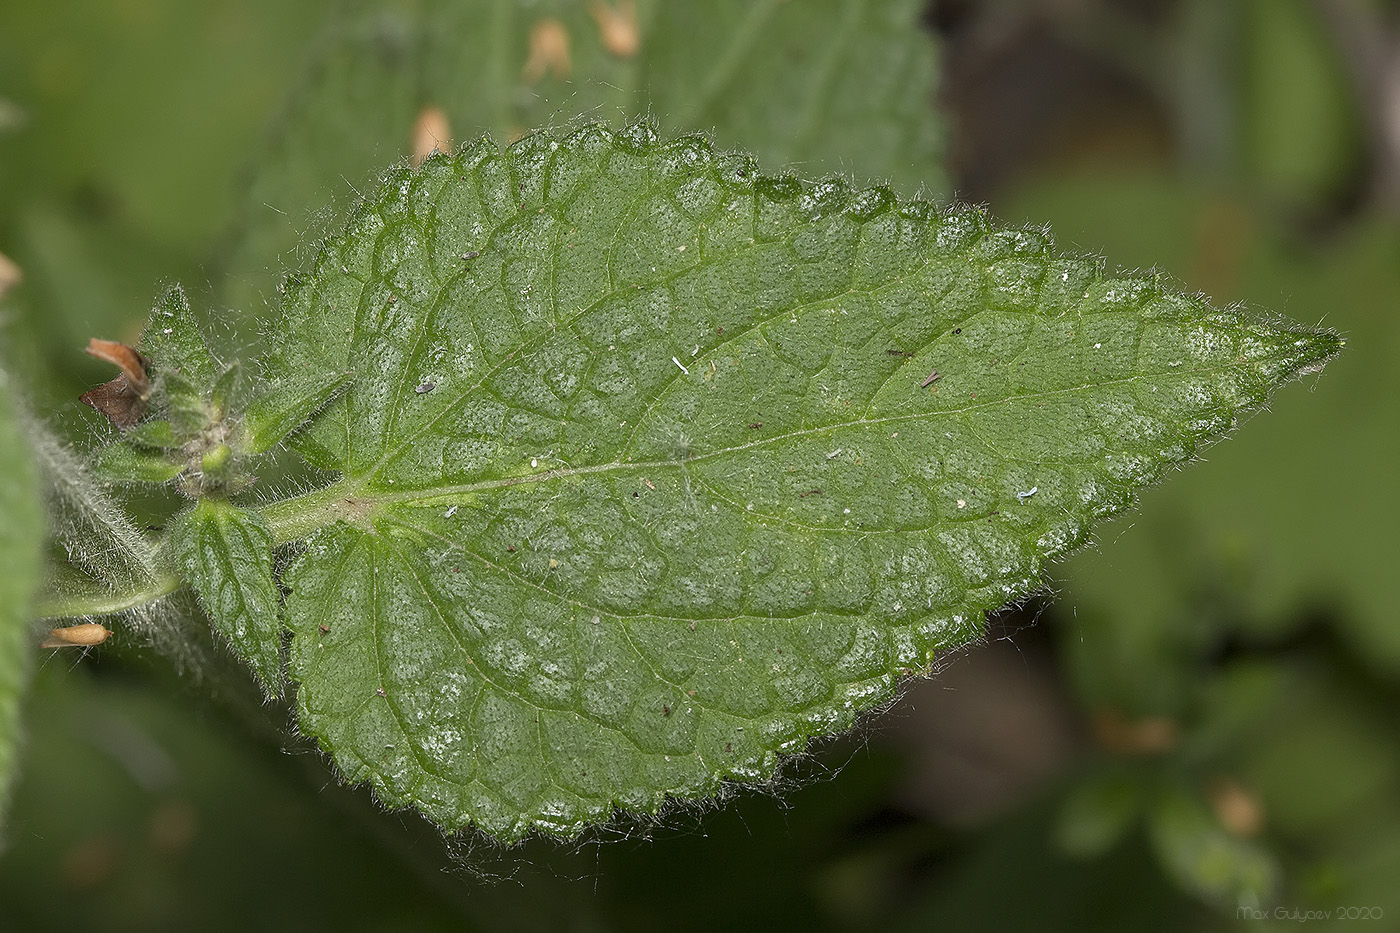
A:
80 338 150 428
40 623 112 649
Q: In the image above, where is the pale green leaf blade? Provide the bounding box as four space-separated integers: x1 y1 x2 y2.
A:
0 370 44 834
140 283 215 389
255 126 1341 841
242 370 351 455
172 500 283 697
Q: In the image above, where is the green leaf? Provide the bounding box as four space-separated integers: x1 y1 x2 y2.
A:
1242 0 1361 206
142 282 216 390
92 442 186 485
171 500 283 697
205 124 1344 842
0 368 44 835
122 419 182 450
242 370 351 455
218 0 946 319
140 283 219 435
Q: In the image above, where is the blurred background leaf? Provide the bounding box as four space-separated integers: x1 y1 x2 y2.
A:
0 368 44 837
0 0 334 418
216 0 948 329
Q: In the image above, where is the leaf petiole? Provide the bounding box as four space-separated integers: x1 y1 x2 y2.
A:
33 572 182 620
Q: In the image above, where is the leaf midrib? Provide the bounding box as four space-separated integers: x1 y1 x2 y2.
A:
34 346 1231 620
257 356 1258 548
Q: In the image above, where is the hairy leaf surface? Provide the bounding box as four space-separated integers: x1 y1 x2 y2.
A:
231 125 1341 841
172 500 283 697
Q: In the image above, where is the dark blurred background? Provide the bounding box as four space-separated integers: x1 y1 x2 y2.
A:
1 1 1397 930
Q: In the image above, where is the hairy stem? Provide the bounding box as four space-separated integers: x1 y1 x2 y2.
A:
26 414 160 588
34 573 182 619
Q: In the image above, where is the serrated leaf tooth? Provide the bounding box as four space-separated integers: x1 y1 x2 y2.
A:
616 119 658 153
845 186 897 221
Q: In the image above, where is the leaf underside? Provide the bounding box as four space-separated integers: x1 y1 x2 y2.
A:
201 123 1338 842
172 500 283 698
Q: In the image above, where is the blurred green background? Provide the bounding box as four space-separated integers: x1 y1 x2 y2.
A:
2 1 1397 929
